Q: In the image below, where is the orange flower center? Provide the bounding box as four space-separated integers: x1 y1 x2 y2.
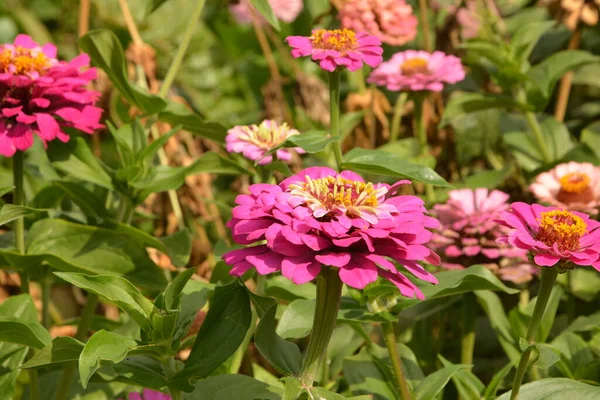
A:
310 29 357 54
559 172 590 193
0 46 52 76
400 58 429 76
537 210 587 252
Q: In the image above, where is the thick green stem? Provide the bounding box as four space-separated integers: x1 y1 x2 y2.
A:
413 95 427 156
382 321 412 400
390 93 408 143
13 151 28 293
461 294 477 370
566 270 576 323
328 70 343 171
524 111 551 164
41 271 51 329
510 268 558 400
299 267 343 387
165 358 183 400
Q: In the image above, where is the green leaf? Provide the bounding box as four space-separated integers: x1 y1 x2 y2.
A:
483 363 513 400
0 204 46 226
581 121 600 160
157 101 227 143
511 21 555 63
139 125 181 165
161 268 195 311
497 378 600 399
173 280 252 389
47 138 114 190
526 50 600 109
534 343 561 369
113 355 168 390
185 374 282 399
0 317 51 350
441 93 530 127
341 148 451 187
144 0 169 16
249 0 280 31
187 152 248 176
264 276 315 302
52 181 110 219
276 299 314 339
249 292 302 376
173 279 213 343
159 230 192 268
258 130 339 163
21 337 84 369
415 364 468 400
55 272 155 332
78 330 137 388
343 347 398 400
78 30 166 114
454 168 512 190
439 355 484 399
0 186 14 197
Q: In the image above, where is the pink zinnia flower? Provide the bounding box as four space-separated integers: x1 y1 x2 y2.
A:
225 119 305 165
338 0 418 46
223 167 441 299
530 162 600 215
127 389 171 400
285 29 383 72
431 189 534 284
229 0 303 24
0 34 103 157
497 203 600 271
368 50 465 92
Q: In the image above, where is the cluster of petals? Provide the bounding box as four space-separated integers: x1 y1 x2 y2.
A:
229 0 303 24
338 0 418 46
431 189 533 284
223 167 441 299
497 202 600 271
126 389 170 400
225 119 304 165
286 29 383 72
0 35 103 157
530 161 600 215
368 50 465 92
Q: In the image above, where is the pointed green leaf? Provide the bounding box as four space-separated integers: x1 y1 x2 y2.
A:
0 317 51 350
249 0 280 31
157 101 227 143
185 374 282 399
21 337 84 369
441 93 531 127
415 364 468 400
0 205 46 226
497 378 600 399
483 363 513 400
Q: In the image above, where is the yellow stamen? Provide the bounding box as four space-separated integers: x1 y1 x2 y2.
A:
559 172 590 194
0 46 52 76
400 58 429 76
310 29 357 55
537 210 587 252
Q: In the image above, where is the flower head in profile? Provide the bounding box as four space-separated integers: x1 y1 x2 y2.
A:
224 167 441 299
368 50 465 92
229 0 303 24
339 0 418 46
286 29 383 72
431 189 533 284
226 120 304 165
497 202 600 271
0 34 103 157
127 389 171 400
530 162 600 215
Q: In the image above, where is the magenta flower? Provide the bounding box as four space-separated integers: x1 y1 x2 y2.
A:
368 50 465 92
339 0 418 46
225 120 305 165
431 189 533 284
285 29 383 72
229 0 303 24
0 34 103 157
126 389 171 400
530 161 600 215
497 203 600 271
223 167 441 299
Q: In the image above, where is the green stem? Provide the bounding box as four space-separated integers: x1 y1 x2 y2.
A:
524 111 551 164
510 268 558 400
566 270 576 323
299 267 343 387
13 151 28 293
165 358 183 400
158 0 206 97
328 70 343 171
29 369 40 400
41 271 51 329
390 93 408 143
413 95 427 156
461 293 477 370
382 321 412 400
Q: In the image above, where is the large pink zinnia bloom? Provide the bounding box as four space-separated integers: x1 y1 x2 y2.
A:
497 202 600 271
431 189 534 284
368 50 465 92
127 389 171 400
0 34 103 157
530 162 600 215
223 167 441 299
229 0 303 24
285 29 383 72
339 0 418 46
225 120 305 165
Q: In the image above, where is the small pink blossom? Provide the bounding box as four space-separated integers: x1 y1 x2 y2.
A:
368 50 465 92
224 167 441 299
530 162 600 215
431 189 533 284
229 0 303 24
124 389 171 400
339 0 418 46
497 203 600 271
285 29 383 72
225 120 304 165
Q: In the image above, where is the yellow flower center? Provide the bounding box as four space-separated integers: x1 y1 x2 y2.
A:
0 46 52 76
400 58 429 76
537 210 587 252
310 29 357 54
559 172 590 193
245 121 296 150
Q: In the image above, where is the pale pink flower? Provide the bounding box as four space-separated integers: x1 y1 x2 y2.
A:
497 203 600 270
368 50 465 92
285 29 383 72
229 0 303 24
431 189 534 284
338 0 418 46
0 34 103 157
530 162 600 215
224 167 441 299
225 120 304 165
456 1 482 39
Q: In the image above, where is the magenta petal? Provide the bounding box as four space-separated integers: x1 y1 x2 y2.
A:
315 253 351 267
247 252 283 275
533 254 560 267
339 259 378 289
